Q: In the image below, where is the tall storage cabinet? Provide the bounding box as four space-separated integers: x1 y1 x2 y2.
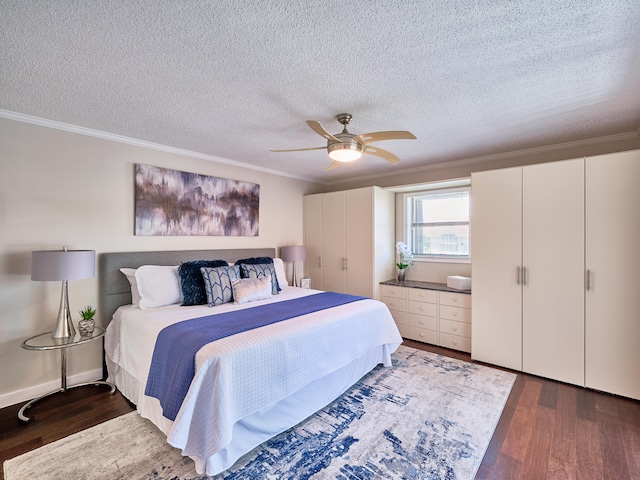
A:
304 186 395 299
471 158 585 386
472 150 640 400
585 151 640 400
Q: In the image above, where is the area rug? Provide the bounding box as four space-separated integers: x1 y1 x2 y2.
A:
4 346 515 479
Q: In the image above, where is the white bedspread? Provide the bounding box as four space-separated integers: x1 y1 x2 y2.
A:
104 288 402 474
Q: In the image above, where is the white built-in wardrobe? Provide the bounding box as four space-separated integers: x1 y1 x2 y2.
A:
304 186 395 299
471 149 640 400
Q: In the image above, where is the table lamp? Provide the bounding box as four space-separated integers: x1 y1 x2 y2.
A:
280 245 306 288
31 247 96 338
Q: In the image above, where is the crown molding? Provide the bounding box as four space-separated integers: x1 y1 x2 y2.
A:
327 129 640 186
0 109 324 185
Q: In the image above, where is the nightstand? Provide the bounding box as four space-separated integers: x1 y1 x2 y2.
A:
18 327 116 423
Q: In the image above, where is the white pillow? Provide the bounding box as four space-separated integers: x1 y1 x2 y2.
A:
231 276 272 304
273 257 289 288
135 265 183 309
119 268 142 306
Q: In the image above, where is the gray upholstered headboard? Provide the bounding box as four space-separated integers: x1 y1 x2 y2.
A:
99 248 276 326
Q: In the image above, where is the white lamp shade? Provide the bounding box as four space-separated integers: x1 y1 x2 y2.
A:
31 250 96 281
280 245 306 262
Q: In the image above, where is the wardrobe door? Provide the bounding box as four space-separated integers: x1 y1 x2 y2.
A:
471 167 523 370
586 150 640 400
321 191 347 293
345 188 374 297
522 159 584 386
303 194 323 289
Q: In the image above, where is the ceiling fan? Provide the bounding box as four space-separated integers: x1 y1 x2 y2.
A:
271 113 416 170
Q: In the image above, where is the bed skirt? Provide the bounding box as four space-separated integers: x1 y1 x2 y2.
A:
106 343 395 475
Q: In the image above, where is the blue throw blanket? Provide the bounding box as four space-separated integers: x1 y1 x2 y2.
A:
145 292 366 420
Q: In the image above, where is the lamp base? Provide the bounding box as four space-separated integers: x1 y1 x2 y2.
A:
52 280 76 338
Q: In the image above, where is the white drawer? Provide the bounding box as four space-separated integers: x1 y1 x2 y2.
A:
408 313 437 331
408 288 437 303
388 309 407 326
382 296 407 313
439 304 471 323
396 323 409 339
381 285 408 300
408 300 437 317
439 291 471 308
440 319 471 338
406 326 438 345
439 332 471 353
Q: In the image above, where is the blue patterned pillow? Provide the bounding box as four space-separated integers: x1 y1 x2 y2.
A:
239 262 280 295
234 256 273 266
201 265 241 306
178 260 229 306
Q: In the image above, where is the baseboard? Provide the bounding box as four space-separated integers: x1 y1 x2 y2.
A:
0 368 103 410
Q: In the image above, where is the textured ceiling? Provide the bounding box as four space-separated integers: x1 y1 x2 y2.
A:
1 1 640 184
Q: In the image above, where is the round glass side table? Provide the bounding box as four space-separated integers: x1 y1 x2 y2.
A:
18 327 116 423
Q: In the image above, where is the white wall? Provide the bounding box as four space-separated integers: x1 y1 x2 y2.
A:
0 117 322 408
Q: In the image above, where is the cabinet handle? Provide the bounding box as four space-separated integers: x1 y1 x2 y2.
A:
342 258 348 270
452 326 458 331
523 267 528 286
318 256 322 268
452 312 457 317
517 266 522 285
586 269 591 291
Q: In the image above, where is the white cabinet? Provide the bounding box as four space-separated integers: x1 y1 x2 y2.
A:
438 291 472 353
471 159 585 386
381 284 408 338
304 186 395 299
472 150 640 400
381 284 471 352
407 288 438 345
585 151 640 400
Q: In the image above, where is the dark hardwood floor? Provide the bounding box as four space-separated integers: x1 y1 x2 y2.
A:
1 341 638 479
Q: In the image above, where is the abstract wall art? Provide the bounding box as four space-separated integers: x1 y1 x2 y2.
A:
134 164 260 236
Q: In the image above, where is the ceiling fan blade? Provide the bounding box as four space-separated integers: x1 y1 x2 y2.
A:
356 131 416 144
306 120 340 143
363 145 401 165
325 161 341 171
270 146 326 152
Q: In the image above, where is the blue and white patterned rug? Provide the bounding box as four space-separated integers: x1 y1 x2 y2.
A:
3 346 515 480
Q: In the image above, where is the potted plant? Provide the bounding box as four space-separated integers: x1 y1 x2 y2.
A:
395 242 414 282
78 305 96 336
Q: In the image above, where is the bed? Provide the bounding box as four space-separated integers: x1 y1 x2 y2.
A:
100 248 402 476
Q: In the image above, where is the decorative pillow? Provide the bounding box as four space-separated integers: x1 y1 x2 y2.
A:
272 258 288 288
134 265 183 309
234 256 273 266
239 262 280 294
200 265 241 307
119 268 142 306
231 276 272 304
178 260 229 306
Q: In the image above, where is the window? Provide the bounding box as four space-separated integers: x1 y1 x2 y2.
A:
404 187 470 260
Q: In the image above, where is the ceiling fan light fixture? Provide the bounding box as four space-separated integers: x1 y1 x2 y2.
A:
327 142 363 162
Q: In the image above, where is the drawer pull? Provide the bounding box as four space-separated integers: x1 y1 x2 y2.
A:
452 340 458 345
451 326 457 331
452 297 457 303
419 320 424 325
452 312 457 317
419 307 424 312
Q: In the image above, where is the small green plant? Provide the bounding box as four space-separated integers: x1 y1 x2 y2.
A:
79 305 97 320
